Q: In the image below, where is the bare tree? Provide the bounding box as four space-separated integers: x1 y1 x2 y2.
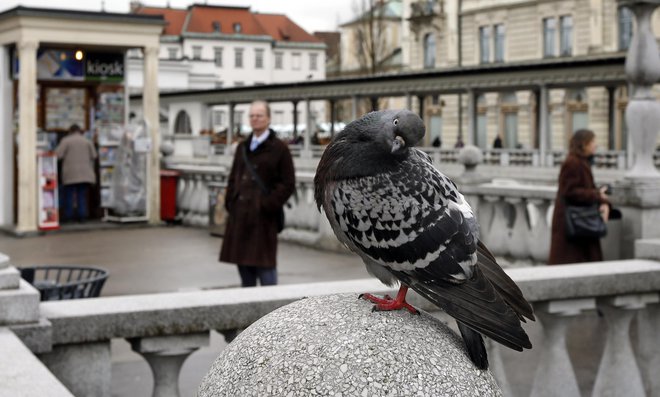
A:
351 0 391 75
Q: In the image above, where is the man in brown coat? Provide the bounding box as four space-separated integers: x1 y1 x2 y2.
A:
219 100 295 286
55 124 97 222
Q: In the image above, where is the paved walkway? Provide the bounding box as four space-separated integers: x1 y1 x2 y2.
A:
0 226 367 396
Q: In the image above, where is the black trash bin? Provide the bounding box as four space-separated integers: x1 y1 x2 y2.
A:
19 266 109 301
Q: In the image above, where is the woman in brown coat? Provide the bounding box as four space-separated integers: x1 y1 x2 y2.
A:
220 101 295 286
548 129 610 265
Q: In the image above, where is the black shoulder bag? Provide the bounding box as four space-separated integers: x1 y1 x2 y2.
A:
242 144 285 233
564 199 607 239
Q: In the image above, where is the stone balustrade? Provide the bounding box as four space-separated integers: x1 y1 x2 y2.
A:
3 259 660 396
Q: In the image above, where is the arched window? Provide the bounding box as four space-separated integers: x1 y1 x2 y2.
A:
174 110 192 134
423 33 436 69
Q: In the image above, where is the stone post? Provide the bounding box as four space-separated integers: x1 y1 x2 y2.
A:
613 0 660 258
130 332 209 397
40 342 111 397
16 40 38 234
530 298 596 397
143 46 161 224
618 0 660 180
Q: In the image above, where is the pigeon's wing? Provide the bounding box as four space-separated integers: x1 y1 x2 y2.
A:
325 150 531 351
326 151 476 283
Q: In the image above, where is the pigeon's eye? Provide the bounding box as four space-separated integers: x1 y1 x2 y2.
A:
393 119 399 126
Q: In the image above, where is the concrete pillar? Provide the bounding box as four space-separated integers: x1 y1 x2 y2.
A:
130 333 209 397
351 95 358 120
606 86 616 150
292 100 299 138
537 85 550 167
466 89 476 146
592 294 652 397
16 40 38 234
40 341 112 397
143 46 161 224
226 103 235 155
303 99 312 158
530 299 595 397
619 0 660 179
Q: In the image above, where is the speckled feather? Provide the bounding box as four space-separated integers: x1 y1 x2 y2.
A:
314 109 534 369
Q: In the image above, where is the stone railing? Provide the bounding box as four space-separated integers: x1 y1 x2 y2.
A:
165 164 629 263
4 258 660 396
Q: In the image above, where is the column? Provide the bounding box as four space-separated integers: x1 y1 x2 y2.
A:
351 95 358 120
16 41 39 234
226 103 235 155
417 95 425 121
606 86 616 151
329 99 336 136
130 333 209 397
303 98 312 158
370 97 378 112
143 46 161 224
466 89 476 146
530 299 595 397
292 100 299 138
592 294 652 397
537 85 550 167
619 0 660 179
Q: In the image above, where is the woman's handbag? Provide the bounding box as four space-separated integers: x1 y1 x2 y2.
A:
564 203 607 239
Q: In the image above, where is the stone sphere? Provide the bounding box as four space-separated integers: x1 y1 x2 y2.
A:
199 294 501 397
457 145 484 166
160 141 175 156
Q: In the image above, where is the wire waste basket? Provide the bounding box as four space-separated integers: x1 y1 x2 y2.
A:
19 266 109 301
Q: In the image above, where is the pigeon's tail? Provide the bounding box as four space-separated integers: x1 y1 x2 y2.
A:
458 321 488 370
389 266 532 354
476 240 535 322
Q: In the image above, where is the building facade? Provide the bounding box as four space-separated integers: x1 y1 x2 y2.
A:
129 4 326 138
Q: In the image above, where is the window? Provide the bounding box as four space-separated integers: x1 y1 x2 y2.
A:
233 23 242 33
423 33 436 68
192 46 202 60
234 48 243 68
214 47 223 67
309 53 318 70
543 18 556 57
168 47 178 60
494 24 505 62
255 49 264 69
618 6 633 51
215 81 224 88
234 81 244 87
212 21 221 32
559 15 573 56
213 110 225 126
275 52 283 69
479 26 491 64
274 110 284 124
292 53 301 70
174 110 192 134
254 82 265 86
234 110 244 126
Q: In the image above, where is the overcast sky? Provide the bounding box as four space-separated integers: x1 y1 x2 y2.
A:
0 0 356 33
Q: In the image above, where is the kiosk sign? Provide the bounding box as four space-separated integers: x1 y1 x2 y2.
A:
86 52 124 82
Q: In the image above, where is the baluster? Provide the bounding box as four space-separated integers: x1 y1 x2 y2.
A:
176 175 188 220
592 294 652 397
525 199 551 263
637 297 660 396
531 298 595 397
485 339 513 396
480 196 504 256
504 197 530 259
130 332 209 397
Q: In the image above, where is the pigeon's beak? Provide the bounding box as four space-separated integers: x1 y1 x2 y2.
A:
391 135 406 153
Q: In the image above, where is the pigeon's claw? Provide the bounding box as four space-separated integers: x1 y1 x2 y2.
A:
359 286 419 315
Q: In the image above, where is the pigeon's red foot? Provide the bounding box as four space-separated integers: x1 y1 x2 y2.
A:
359 286 419 315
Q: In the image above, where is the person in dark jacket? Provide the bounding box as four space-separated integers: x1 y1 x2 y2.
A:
548 129 610 265
219 100 295 286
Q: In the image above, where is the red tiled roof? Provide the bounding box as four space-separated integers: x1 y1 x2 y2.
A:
133 5 320 43
135 6 187 35
254 13 321 43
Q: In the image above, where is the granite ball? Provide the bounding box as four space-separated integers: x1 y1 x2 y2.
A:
199 294 501 397
457 145 484 167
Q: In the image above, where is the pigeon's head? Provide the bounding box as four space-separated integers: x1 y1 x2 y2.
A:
347 109 425 157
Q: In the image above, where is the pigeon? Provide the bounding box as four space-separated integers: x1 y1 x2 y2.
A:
314 109 534 370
